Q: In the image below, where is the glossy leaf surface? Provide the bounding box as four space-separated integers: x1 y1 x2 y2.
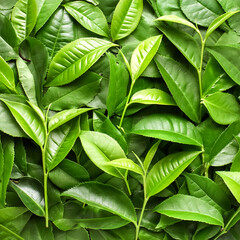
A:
9 177 45 217
111 0 143 41
130 35 162 82
155 55 200 123
146 151 201 197
64 1 109 37
61 182 137 223
132 114 203 146
155 194 224 226
46 38 117 86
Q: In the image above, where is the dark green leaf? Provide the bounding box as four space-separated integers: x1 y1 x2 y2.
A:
54 228 89 240
64 1 109 37
154 194 224 226
61 182 137 223
43 72 101 111
49 159 89 190
9 177 45 217
132 114 203 146
155 55 200 123
146 151 201 197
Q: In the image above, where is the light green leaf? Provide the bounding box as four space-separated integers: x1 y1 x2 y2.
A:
155 55 200 123
48 108 92 132
35 0 63 32
46 38 117 86
154 194 224 226
111 0 143 41
11 0 37 42
144 140 160 172
129 89 176 106
205 11 240 40
210 120 240 166
105 158 143 175
0 224 24 240
207 45 240 86
184 173 231 212
64 1 109 37
146 151 201 197
9 177 45 217
80 131 126 178
132 114 203 146
157 24 201 69
180 0 224 27
156 15 199 32
61 182 137 224
0 136 14 208
0 56 16 93
0 97 45 146
203 92 240 125
217 171 240 204
0 207 28 223
45 118 80 171
131 35 162 82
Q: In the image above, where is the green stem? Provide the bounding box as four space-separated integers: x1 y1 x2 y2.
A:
135 175 149 240
214 207 240 240
198 37 205 99
119 81 135 128
41 145 49 228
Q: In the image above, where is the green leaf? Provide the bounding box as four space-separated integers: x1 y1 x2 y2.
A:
155 55 200 123
45 118 80 171
154 194 224 226
203 92 240 125
48 159 89 190
144 140 160 172
184 173 231 212
129 89 176 106
61 182 137 224
0 224 24 240
217 171 240 204
105 158 143 175
132 114 203 146
0 98 45 146
156 15 199 32
48 108 92 132
36 8 79 63
207 45 240 86
0 207 28 223
146 151 201 197
54 203 128 230
111 0 143 41
43 72 101 111
46 38 117 86
0 56 16 93
54 228 89 240
11 0 37 42
64 1 109 37
180 0 223 27
0 14 18 60
9 177 45 217
157 24 201 69
202 58 235 97
35 0 63 32
210 120 240 166
106 52 129 117
205 11 240 40
130 35 162 82
80 131 126 178
0 136 14 208
21 217 54 240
